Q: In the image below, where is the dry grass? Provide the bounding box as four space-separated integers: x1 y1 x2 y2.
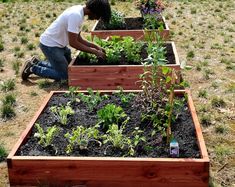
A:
0 0 235 186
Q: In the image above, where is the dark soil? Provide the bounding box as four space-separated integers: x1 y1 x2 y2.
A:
17 92 200 158
95 17 166 30
74 43 175 65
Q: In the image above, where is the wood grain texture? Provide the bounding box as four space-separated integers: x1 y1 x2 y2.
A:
7 90 209 187
68 42 180 89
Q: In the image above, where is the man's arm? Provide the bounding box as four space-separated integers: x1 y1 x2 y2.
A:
68 32 105 58
77 33 102 51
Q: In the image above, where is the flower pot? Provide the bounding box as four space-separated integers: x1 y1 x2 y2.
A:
7 90 209 187
91 16 169 40
68 41 180 90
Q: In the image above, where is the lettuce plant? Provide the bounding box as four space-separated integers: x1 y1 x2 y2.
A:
103 124 145 156
50 103 75 125
78 88 107 112
97 104 129 132
65 125 101 153
34 123 59 147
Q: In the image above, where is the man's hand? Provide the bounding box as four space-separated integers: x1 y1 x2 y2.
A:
96 46 106 54
95 49 106 60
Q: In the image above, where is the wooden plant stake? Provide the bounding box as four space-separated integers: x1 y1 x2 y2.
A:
166 69 177 144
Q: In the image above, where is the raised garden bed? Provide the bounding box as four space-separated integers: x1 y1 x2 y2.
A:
91 16 169 40
68 40 180 90
7 89 209 186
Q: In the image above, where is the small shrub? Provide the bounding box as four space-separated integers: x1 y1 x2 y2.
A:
13 46 21 52
0 104 15 118
0 79 15 92
21 36 28 44
12 60 21 75
198 90 207 98
200 114 212 126
15 51 25 58
187 51 195 58
211 96 226 108
27 43 35 50
215 124 227 134
196 63 202 71
2 94 16 106
0 145 7 162
215 145 232 158
211 81 219 89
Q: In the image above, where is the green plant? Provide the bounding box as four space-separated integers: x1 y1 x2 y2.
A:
65 86 80 103
13 46 20 52
190 7 197 14
34 123 59 147
65 125 100 153
114 87 135 106
139 32 185 143
187 50 195 58
215 124 228 134
104 10 125 29
0 144 7 162
21 36 28 44
12 60 21 75
27 43 35 50
200 114 212 126
211 96 226 108
78 88 106 112
121 37 143 63
0 104 15 118
50 103 75 125
38 79 51 89
0 41 4 52
143 14 164 30
103 124 145 156
105 47 121 64
15 51 25 58
100 36 122 64
144 32 167 66
198 90 207 98
0 58 4 68
0 79 15 92
79 51 98 64
215 144 232 158
97 104 129 132
30 91 38 96
1 94 16 106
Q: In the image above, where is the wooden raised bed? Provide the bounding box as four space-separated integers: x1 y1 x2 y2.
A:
91 16 169 40
7 90 209 187
68 41 180 90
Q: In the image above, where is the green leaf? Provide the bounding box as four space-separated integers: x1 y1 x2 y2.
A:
162 67 170 75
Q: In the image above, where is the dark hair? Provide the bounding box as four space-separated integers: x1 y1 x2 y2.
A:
86 0 111 23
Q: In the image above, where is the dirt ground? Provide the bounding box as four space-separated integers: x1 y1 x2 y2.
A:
0 0 234 186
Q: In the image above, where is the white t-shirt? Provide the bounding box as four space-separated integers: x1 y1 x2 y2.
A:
40 5 84 48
